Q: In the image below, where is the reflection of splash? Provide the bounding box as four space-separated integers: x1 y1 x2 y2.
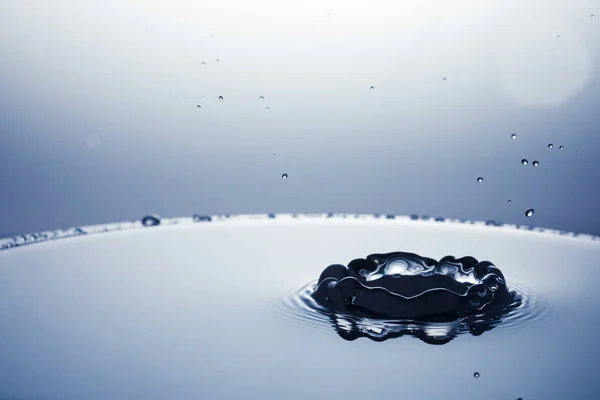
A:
279 279 542 345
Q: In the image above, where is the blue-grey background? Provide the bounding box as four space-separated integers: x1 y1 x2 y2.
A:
1 0 599 238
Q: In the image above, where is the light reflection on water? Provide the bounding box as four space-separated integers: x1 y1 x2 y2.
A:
0 215 599 399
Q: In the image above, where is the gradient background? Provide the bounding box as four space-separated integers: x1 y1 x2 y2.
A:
1 0 599 238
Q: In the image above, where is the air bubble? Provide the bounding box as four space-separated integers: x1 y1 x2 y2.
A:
218 96 224 101
474 372 480 378
477 177 483 183
559 146 564 150
216 59 220 63
259 96 265 101
521 159 528 166
511 134 517 139
196 105 201 109
370 86 375 91
282 173 288 180
533 161 539 167
442 77 447 82
525 209 534 217
508 200 512 204
548 144 553 149
142 215 161 227
201 61 206 66
556 34 561 39
265 107 270 111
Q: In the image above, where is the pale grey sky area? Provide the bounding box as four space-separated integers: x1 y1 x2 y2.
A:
1 0 599 237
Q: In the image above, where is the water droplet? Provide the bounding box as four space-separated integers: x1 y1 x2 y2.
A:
216 59 220 63
559 145 564 150
265 107 270 111
592 14 595 18
511 133 517 139
201 61 206 66
259 96 265 101
548 143 554 149
477 177 483 183
525 209 534 217
282 173 288 180
517 398 523 400
370 86 375 91
508 200 512 204
442 77 447 82
556 34 561 39
218 96 224 101
196 105 201 109
521 159 528 166
577 150 581 154
142 215 161 227
533 161 539 167
474 372 480 378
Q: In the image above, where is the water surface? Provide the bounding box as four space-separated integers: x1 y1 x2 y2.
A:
0 215 598 399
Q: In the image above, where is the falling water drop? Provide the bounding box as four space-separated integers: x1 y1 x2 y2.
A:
474 372 480 378
370 86 375 91
511 134 517 139
548 143 554 149
525 209 534 217
559 145 564 150
533 161 539 167
218 96 224 101
521 159 528 166
142 215 161 227
282 173 288 180
477 177 483 183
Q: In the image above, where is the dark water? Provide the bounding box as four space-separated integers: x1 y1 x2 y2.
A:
0 215 599 399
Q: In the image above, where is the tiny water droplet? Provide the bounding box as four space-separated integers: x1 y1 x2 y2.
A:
556 34 561 39
216 59 220 63
525 209 534 217
142 215 161 227
259 96 265 101
442 77 447 82
265 107 270 111
477 177 483 183
533 160 539 167
508 200 512 204
511 133 517 139
201 61 206 66
474 372 480 378
196 105 201 109
370 86 375 91
218 96 224 101
548 143 553 149
559 145 564 150
592 14 595 18
577 150 580 153
282 173 288 180
521 159 528 166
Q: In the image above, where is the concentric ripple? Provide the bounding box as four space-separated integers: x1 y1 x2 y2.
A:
276 278 547 345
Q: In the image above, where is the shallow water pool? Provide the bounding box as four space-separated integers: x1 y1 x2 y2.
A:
0 215 598 399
